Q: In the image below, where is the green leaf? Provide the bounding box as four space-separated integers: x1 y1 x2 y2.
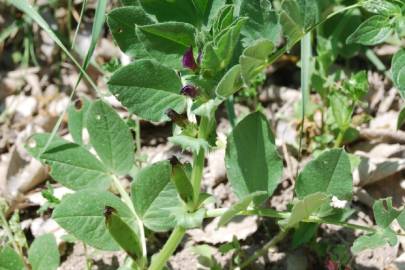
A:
239 39 274 84
361 0 401 15
351 227 397 254
297 0 319 29
107 7 155 58
397 209 405 231
343 71 368 102
28 234 59 270
87 100 134 175
329 92 353 130
280 0 305 49
107 59 186 122
236 0 281 46
139 0 199 26
280 193 328 229
346 15 393 46
215 64 243 98
295 149 353 200
105 208 142 260
397 106 405 129
201 18 246 75
171 160 194 204
218 191 266 227
173 208 206 229
53 190 134 251
67 98 91 145
372 198 401 228
168 135 210 153
131 161 183 232
292 223 319 249
0 246 24 270
225 111 283 205
26 134 111 190
391 49 405 99
136 22 197 69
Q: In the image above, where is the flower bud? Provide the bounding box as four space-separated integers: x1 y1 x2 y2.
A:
180 85 198 98
182 47 197 70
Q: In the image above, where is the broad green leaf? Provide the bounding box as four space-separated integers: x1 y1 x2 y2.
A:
107 59 186 122
239 39 274 84
211 5 234 38
391 49 405 99
351 227 397 254
236 0 281 46
397 209 405 231
53 190 134 251
295 149 353 200
215 64 243 98
26 134 111 190
139 0 199 26
206 0 227 26
28 234 59 270
329 92 353 130
225 111 283 205
372 198 401 228
0 246 24 270
107 7 155 58
168 135 210 153
361 0 401 15
346 15 393 46
280 0 305 49
131 161 183 232
136 22 197 69
171 160 194 204
297 0 319 29
218 191 266 227
67 98 91 145
87 100 134 175
280 192 328 229
105 209 142 260
292 223 319 248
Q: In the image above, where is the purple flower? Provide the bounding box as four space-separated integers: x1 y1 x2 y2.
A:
180 85 198 98
182 47 197 70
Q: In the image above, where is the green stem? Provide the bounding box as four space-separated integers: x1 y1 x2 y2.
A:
191 149 205 206
225 97 236 128
147 226 186 270
0 209 23 258
112 176 147 261
365 48 386 72
240 229 289 269
335 129 345 147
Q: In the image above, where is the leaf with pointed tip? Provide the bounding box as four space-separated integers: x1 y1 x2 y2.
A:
280 0 305 49
279 193 328 229
67 98 91 146
169 135 210 153
346 15 393 46
53 190 134 251
373 198 401 228
25 133 111 190
87 100 134 175
107 59 186 122
295 149 353 200
225 111 283 205
28 234 59 270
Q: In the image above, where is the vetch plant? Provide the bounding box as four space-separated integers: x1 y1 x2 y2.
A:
3 0 405 269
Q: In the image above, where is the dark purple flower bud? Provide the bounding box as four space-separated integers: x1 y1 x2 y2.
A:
180 85 198 98
182 47 197 70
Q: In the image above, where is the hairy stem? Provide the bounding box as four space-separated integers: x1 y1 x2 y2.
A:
147 226 186 270
240 229 289 269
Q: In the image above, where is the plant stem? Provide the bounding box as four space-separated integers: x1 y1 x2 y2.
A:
0 209 23 258
225 97 236 128
335 129 345 147
147 226 186 270
239 229 289 269
112 175 147 261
